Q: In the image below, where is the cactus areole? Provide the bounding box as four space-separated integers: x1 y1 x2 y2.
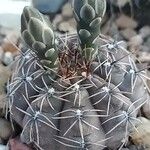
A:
8 0 150 150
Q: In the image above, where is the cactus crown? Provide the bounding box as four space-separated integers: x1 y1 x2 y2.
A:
8 0 150 150
21 0 106 73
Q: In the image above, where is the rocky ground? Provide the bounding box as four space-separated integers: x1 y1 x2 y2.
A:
0 0 150 149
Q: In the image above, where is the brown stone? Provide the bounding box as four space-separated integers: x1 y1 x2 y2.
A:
1 32 19 53
9 137 32 150
130 117 150 150
0 94 6 117
0 118 12 140
116 14 138 29
0 65 11 95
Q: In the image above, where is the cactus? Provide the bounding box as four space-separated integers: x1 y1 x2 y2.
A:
7 0 150 150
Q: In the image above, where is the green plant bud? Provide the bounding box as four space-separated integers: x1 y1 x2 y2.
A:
73 0 106 61
28 18 43 41
80 3 96 22
21 6 58 70
90 17 102 28
42 28 55 47
79 29 91 41
22 30 35 47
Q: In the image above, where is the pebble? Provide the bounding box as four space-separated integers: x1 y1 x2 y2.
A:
58 21 76 33
1 32 19 53
140 45 150 52
137 51 150 63
139 26 150 39
144 37 150 48
9 138 32 150
0 94 6 117
62 3 73 18
67 18 77 30
121 28 137 40
2 52 14 66
116 14 138 29
0 65 11 116
53 14 63 27
0 47 4 62
0 118 12 140
129 35 143 49
32 0 66 13
111 0 129 7
130 117 150 149
0 65 11 94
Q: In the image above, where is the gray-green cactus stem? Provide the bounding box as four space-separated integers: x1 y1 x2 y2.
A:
73 0 106 61
21 6 58 70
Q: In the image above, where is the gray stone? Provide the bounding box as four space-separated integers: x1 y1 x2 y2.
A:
129 35 143 48
62 3 73 18
137 51 150 63
116 14 138 29
0 65 11 95
0 48 4 62
58 21 76 33
144 37 150 48
110 0 129 7
32 0 67 13
0 118 12 140
53 14 63 28
140 45 150 52
121 28 137 40
130 117 150 150
3 52 14 66
139 26 150 39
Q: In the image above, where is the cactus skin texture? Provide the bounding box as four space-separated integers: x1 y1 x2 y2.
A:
7 0 150 150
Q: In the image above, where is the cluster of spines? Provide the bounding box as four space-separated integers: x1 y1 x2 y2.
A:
7 43 150 149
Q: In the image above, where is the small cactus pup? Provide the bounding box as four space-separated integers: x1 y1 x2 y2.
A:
73 0 106 61
7 0 150 150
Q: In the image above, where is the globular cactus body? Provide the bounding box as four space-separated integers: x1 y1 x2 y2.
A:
7 0 150 150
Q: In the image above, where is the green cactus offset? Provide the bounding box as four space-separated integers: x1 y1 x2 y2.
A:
6 0 150 150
